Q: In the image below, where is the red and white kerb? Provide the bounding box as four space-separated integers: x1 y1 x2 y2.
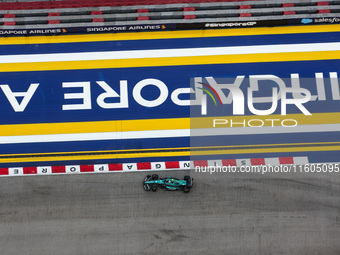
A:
0 156 308 177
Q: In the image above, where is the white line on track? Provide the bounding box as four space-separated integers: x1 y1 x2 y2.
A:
0 42 339 63
0 124 339 144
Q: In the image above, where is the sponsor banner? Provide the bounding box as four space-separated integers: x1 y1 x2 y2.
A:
181 18 340 30
0 60 339 165
0 24 176 36
0 27 339 167
178 20 288 30
0 62 339 125
301 17 340 25
1 17 340 37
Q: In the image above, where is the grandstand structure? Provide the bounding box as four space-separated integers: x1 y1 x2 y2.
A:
0 0 339 32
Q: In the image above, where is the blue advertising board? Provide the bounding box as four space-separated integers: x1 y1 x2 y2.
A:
0 24 339 167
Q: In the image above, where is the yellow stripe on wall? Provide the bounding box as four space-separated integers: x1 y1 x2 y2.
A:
0 142 338 163
0 112 339 136
0 117 190 136
0 50 339 72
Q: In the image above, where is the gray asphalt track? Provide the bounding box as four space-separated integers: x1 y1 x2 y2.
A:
0 170 340 255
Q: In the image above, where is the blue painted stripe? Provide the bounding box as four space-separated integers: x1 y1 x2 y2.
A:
0 151 340 168
191 131 340 147
190 151 339 164
1 150 337 168
0 131 337 157
0 137 190 154
0 155 191 168
307 151 340 163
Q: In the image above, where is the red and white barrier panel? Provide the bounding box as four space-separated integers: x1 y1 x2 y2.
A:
0 156 308 177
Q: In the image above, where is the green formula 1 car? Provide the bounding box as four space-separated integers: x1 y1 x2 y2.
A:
143 174 193 193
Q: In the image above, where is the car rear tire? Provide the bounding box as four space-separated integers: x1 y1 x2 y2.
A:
184 176 193 188
183 186 190 193
152 174 159 180
151 184 158 192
